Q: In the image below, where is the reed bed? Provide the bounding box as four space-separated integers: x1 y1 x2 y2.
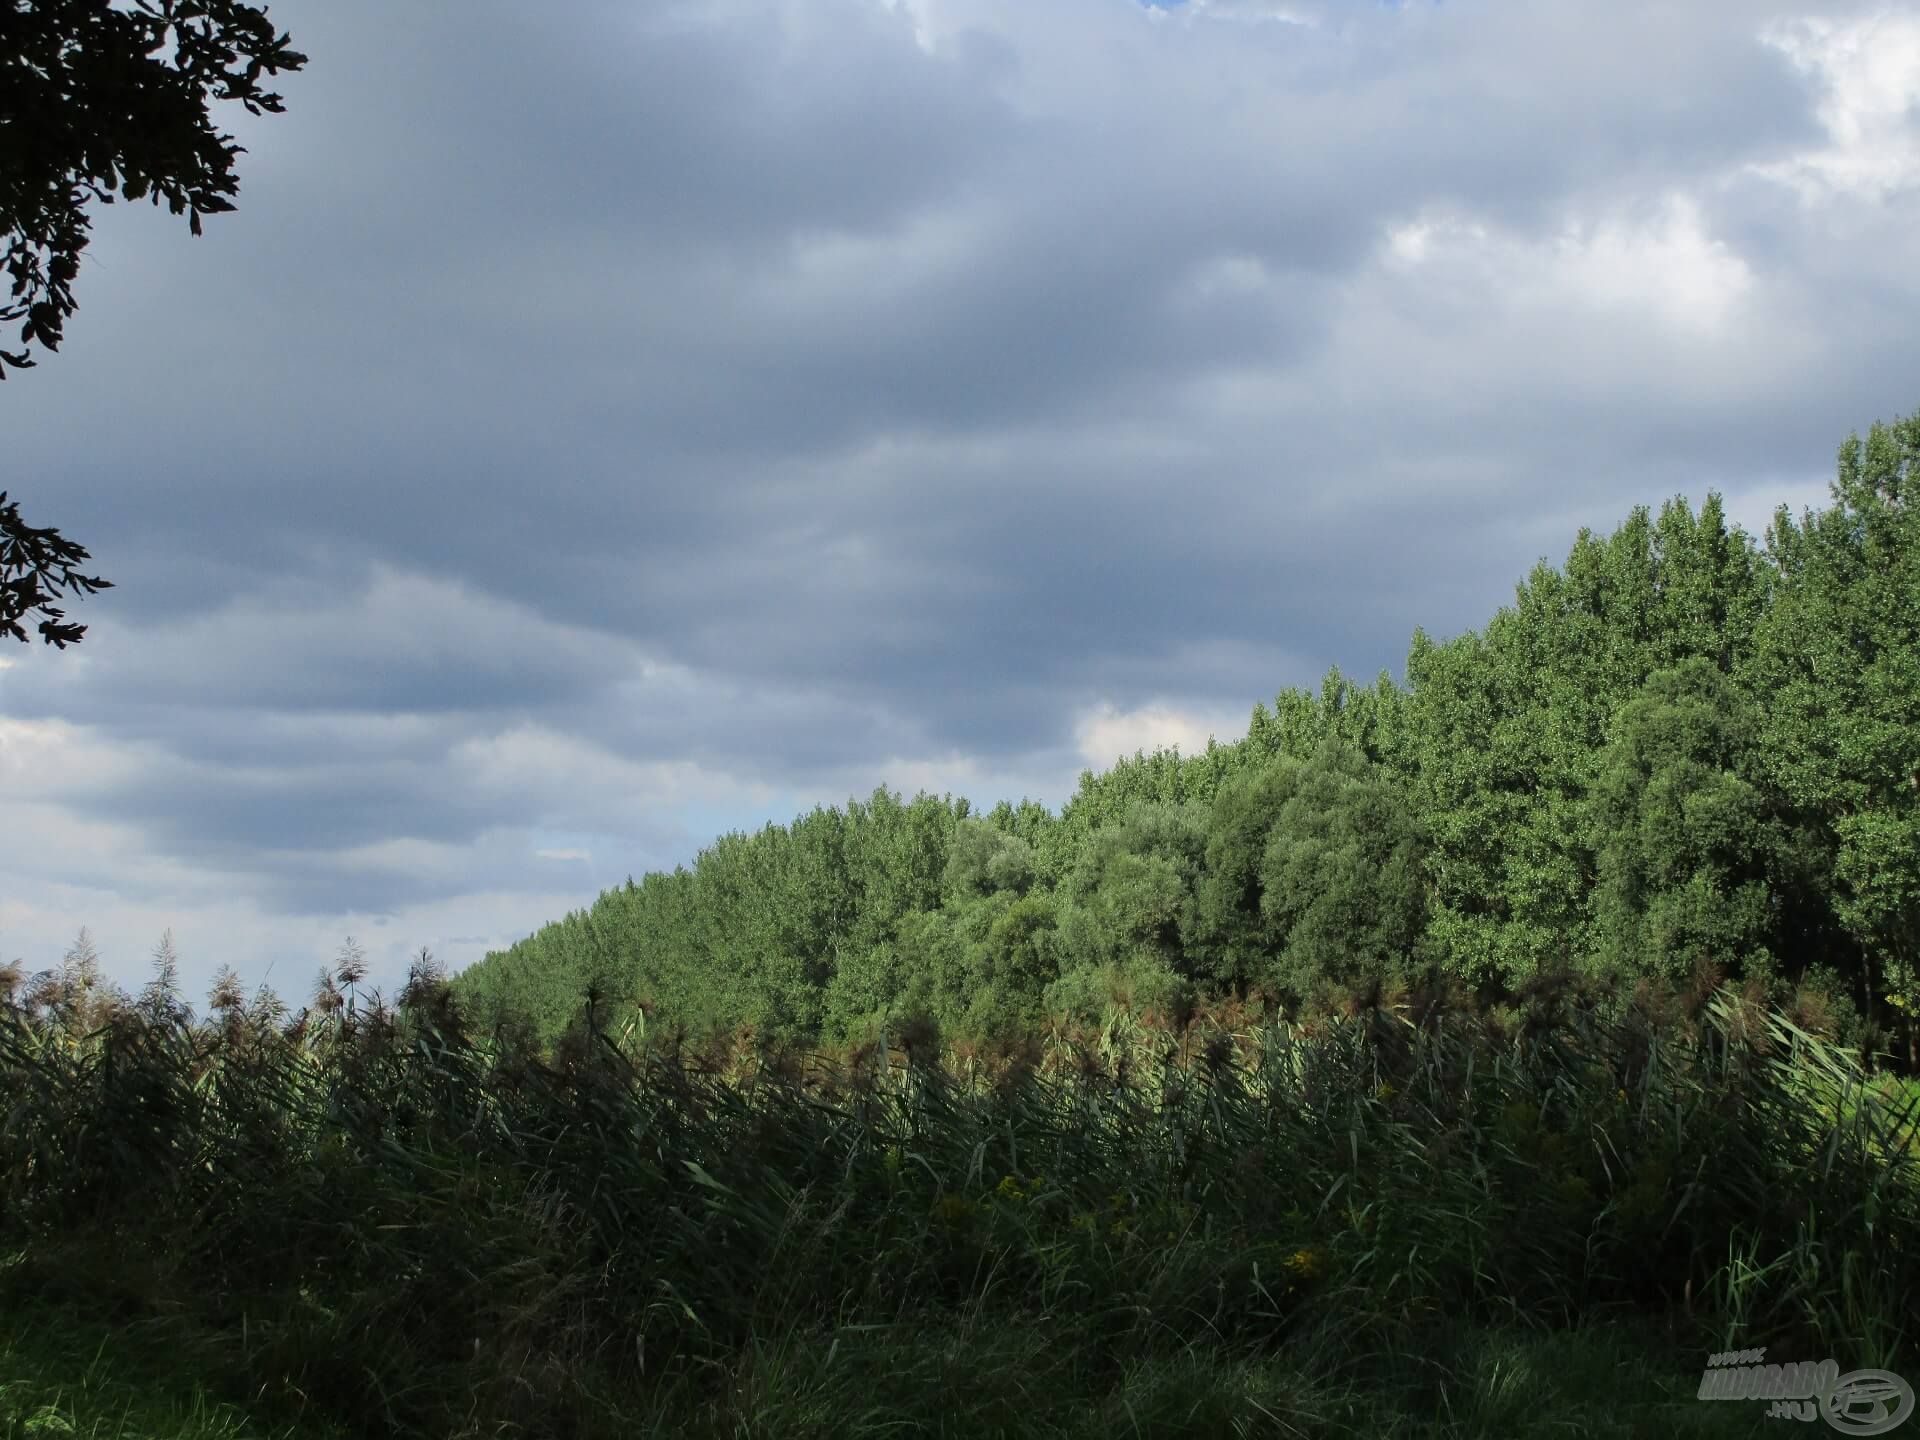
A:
2 959 1914 1438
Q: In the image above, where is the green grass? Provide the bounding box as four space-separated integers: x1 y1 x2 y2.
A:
0 1290 335 1440
640 1312 1792 1438
0 1289 1787 1439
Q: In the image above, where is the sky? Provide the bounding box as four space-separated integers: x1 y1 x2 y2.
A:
4 0 1919 1005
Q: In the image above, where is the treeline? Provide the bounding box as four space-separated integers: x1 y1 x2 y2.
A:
457 410 1920 1061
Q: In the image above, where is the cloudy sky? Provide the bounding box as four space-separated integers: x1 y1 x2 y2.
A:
4 0 1918 1003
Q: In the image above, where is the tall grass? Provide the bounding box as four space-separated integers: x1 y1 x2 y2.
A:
1 957 1913 1437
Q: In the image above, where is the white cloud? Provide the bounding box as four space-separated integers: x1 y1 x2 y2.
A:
1753 10 1920 200
1552 195 1754 332
1074 700 1249 772
0 715 149 799
1174 0 1317 26
875 0 940 53
449 724 779 824
1382 192 1754 336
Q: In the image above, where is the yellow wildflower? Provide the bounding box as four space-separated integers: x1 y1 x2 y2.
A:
1285 1246 1326 1283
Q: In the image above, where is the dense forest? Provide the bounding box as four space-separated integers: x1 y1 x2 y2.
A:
458 409 1920 1068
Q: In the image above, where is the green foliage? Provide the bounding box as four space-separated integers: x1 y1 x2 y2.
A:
459 788 976 1047
1403 494 1769 989
942 817 1037 902
0 1284 335 1440
1750 413 1920 1057
896 890 1061 1041
1256 742 1428 1002
1195 757 1300 991
1049 798 1210 1020
1586 660 1792 983
1194 743 1426 1002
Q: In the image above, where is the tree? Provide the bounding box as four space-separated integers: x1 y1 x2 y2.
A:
1256 741 1427 1004
891 891 1061 1043
943 817 1035 902
1 488 110 645
1054 799 1210 983
1749 410 1920 1060
1585 660 1795 985
1403 496 1766 989
2 0 307 644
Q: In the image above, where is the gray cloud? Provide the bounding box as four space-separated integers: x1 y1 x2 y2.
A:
4 0 1918 996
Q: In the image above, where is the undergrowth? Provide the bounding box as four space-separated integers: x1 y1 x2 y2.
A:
1 959 1913 1437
